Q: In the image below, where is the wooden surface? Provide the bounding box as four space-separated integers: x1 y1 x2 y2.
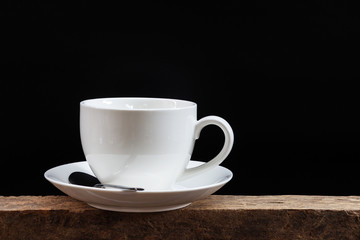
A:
1 195 360 239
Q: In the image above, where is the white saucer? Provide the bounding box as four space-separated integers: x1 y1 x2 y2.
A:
44 160 232 212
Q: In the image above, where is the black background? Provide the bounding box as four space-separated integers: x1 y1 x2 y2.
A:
1 1 360 196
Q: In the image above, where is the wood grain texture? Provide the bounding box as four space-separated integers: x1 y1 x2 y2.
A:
1 195 360 240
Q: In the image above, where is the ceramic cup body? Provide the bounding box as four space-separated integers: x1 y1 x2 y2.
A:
80 98 234 190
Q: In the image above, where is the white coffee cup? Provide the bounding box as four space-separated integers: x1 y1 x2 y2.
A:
80 97 234 190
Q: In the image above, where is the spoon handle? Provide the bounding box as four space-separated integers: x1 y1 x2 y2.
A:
94 183 144 191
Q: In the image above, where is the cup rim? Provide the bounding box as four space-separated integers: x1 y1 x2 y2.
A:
80 97 197 111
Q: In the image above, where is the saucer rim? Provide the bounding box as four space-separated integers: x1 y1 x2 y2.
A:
44 160 233 194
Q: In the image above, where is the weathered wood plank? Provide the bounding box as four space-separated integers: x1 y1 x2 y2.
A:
1 195 360 240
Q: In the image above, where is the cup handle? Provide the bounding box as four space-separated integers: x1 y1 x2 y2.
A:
178 116 234 181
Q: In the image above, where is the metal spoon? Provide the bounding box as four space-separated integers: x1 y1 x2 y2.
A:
68 172 144 191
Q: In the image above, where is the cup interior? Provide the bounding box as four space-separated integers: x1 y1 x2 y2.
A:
81 98 195 110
